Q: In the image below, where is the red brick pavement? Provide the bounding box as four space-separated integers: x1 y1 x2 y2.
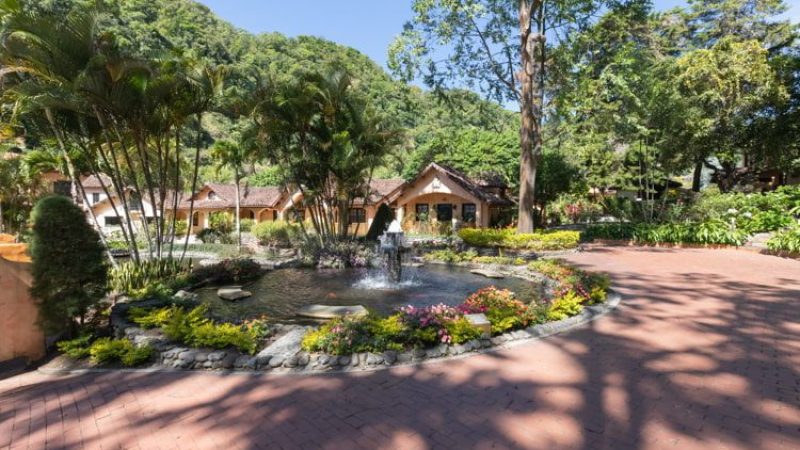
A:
1 246 799 450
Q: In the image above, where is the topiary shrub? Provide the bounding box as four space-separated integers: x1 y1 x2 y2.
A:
366 203 394 241
29 195 108 335
252 220 300 246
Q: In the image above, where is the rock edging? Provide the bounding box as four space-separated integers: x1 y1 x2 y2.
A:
39 290 621 376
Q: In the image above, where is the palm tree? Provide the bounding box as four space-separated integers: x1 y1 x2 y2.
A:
210 132 258 251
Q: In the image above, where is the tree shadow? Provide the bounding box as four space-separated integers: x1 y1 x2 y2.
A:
1 247 799 449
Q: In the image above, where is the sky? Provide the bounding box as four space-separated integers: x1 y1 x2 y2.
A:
197 0 800 71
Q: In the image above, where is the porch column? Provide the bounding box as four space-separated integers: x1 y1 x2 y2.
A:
396 205 404 223
476 204 484 228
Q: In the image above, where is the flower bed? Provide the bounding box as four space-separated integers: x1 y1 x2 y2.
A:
54 257 615 373
299 259 610 357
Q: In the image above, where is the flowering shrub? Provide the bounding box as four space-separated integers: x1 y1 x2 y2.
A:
398 303 463 345
299 263 612 356
529 259 610 305
767 225 800 254
462 287 530 334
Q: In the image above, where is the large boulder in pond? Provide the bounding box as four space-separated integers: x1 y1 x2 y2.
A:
217 286 252 301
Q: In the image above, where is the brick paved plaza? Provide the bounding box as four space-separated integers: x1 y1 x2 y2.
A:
1 246 798 449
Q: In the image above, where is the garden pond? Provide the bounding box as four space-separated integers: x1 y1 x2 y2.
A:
195 265 538 322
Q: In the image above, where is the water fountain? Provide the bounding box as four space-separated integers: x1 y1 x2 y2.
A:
378 219 405 282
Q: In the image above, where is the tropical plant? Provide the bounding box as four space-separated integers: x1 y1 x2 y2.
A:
29 196 107 335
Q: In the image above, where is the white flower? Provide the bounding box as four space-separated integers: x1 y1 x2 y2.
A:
727 208 738 215
742 212 752 218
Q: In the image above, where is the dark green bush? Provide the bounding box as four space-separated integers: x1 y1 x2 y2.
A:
189 258 262 285
29 195 108 335
252 221 300 246
366 203 394 241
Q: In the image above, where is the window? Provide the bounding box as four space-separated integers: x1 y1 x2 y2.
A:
273 210 278 221
436 204 453 222
129 193 142 211
207 191 217 200
104 216 121 226
462 203 477 223
192 213 199 227
349 208 366 224
415 204 429 221
92 193 100 204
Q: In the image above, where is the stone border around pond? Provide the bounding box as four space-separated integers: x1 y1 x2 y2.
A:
39 290 621 376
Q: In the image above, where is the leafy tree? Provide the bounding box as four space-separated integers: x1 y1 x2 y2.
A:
29 195 107 335
210 132 258 250
390 0 606 232
253 68 402 243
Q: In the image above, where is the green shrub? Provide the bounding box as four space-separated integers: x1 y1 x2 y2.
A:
209 211 233 235
163 305 209 342
189 258 262 285
88 338 152 366
584 220 747 246
128 306 176 329
120 344 154 367
188 322 257 354
582 223 636 241
56 335 93 359
30 195 108 334
422 248 477 263
109 258 191 299
196 228 219 244
472 256 527 265
239 219 255 233
546 291 584 321
529 259 611 305
252 221 300 246
458 228 580 250
767 225 800 254
444 317 482 344
462 287 529 334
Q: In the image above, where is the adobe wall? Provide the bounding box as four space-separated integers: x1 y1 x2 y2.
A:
0 242 45 362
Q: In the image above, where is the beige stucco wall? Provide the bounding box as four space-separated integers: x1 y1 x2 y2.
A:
0 243 45 363
394 170 488 228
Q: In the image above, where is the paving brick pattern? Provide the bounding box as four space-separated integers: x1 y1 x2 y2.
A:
1 246 799 449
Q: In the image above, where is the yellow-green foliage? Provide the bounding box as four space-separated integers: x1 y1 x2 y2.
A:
131 304 259 354
444 317 482 343
188 322 258 354
128 306 175 329
423 248 477 263
88 338 153 367
458 228 580 250
56 335 93 359
546 291 584 321
472 256 527 265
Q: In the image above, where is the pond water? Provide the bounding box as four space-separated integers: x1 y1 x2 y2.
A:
196 265 539 322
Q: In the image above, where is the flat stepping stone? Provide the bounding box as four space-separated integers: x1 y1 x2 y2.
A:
297 304 368 319
407 262 424 268
217 286 252 301
470 269 505 279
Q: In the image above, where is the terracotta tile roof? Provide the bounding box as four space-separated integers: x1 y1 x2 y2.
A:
80 174 114 189
432 163 513 206
177 183 286 209
352 178 405 206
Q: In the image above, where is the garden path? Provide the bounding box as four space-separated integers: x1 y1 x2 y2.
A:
1 246 798 449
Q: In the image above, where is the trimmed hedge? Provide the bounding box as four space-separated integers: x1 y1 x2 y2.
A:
458 228 581 250
583 220 748 246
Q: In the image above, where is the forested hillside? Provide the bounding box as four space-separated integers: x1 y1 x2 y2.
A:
22 0 519 184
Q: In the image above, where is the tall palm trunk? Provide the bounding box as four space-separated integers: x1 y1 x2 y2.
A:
235 170 242 252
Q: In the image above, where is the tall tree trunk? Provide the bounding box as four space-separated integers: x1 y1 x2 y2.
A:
691 159 703 192
180 114 204 263
517 1 544 233
235 170 242 253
